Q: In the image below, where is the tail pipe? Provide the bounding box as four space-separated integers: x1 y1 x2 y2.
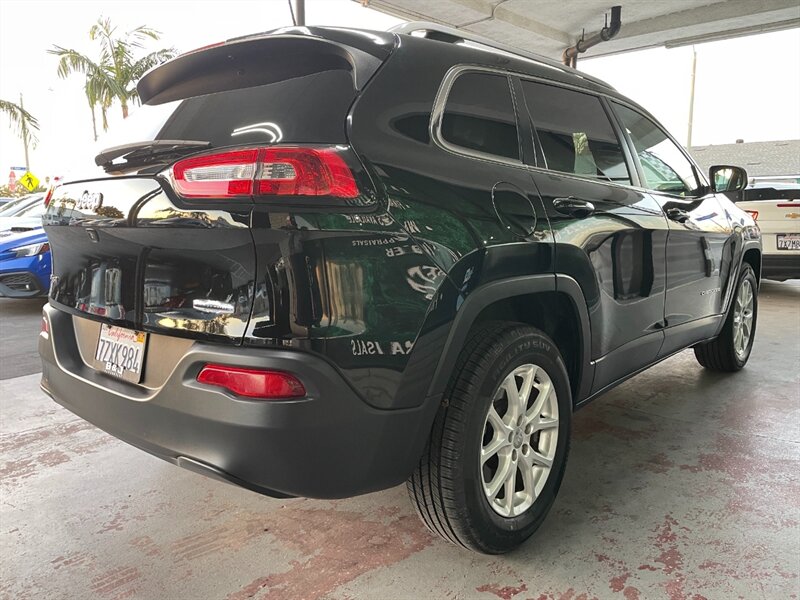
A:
562 5 621 68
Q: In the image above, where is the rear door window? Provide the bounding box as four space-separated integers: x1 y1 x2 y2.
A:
441 72 520 161
521 80 631 185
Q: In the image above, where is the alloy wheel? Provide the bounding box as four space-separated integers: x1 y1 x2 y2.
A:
733 278 754 359
480 364 559 518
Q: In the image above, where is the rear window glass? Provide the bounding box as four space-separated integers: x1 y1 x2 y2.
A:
522 81 631 185
108 71 356 148
441 72 520 161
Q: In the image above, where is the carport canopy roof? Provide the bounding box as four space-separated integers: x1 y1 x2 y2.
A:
356 0 800 60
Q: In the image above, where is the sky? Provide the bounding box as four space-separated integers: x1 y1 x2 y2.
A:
1 0 799 180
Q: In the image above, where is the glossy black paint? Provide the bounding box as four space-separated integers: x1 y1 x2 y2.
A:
41 26 760 498
45 178 255 343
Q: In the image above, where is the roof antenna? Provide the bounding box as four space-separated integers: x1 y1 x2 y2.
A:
288 0 297 26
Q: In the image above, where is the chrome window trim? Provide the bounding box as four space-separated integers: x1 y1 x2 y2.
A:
430 65 524 167
430 63 706 201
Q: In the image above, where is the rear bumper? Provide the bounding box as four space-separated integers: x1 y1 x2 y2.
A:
39 304 437 499
762 254 800 281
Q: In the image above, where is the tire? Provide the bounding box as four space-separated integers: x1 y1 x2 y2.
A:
694 263 758 372
407 321 572 554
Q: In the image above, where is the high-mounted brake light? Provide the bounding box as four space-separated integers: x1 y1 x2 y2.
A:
197 364 306 399
170 146 359 200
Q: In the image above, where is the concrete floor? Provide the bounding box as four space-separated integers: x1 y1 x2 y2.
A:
1 281 798 600
0 297 48 380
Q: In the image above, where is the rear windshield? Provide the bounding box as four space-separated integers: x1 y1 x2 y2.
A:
107 70 356 148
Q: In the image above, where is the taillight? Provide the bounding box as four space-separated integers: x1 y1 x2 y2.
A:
41 315 49 336
745 210 759 221
44 185 56 207
170 146 359 200
196 364 306 399
172 149 259 198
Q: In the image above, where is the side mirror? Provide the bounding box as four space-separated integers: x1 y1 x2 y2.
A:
709 165 748 193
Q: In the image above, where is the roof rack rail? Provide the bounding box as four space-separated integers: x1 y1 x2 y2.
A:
390 21 612 89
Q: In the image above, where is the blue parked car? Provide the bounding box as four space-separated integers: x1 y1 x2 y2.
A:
0 227 51 297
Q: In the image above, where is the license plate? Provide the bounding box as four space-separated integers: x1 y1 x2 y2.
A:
777 234 800 251
94 324 147 383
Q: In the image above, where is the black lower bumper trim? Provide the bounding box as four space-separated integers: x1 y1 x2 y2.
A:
39 305 439 499
0 271 46 298
762 254 800 281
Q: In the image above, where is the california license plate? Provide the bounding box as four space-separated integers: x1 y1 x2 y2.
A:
776 234 800 251
94 324 147 383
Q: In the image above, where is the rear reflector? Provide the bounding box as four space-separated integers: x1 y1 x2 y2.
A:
197 364 306 399
170 146 358 199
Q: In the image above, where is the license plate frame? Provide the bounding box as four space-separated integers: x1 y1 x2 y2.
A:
776 233 800 251
93 324 148 383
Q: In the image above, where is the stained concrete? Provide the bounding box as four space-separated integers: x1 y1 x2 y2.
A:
1 281 798 600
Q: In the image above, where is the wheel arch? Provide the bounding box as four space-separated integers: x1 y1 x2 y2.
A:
426 274 593 405
743 246 761 284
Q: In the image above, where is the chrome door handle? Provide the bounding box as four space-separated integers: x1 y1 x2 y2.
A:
553 197 595 218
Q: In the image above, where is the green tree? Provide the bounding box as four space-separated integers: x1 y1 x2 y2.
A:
0 98 39 148
49 17 176 140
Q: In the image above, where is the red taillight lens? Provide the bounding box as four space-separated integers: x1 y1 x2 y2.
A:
170 146 359 200
197 364 306 399
258 147 358 198
41 316 49 335
44 186 56 207
745 209 759 221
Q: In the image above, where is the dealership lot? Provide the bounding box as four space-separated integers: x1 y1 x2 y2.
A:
1 280 798 599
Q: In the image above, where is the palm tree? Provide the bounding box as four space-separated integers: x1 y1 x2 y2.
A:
0 98 39 147
49 18 176 139
48 49 115 141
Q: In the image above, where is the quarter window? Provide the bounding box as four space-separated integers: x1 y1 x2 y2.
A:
521 81 630 184
441 72 520 161
612 103 700 196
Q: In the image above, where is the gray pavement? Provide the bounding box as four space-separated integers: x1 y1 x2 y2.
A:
0 297 47 380
1 281 798 599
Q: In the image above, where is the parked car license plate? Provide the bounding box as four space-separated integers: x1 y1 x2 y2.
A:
94 324 147 383
776 234 800 251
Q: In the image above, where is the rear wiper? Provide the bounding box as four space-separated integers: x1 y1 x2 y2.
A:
96 140 211 173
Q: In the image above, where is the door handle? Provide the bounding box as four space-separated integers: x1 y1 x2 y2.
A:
553 197 595 218
666 207 690 223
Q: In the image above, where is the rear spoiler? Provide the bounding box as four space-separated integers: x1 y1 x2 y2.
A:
137 28 396 105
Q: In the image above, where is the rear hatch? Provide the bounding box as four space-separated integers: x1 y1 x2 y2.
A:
738 186 800 253
44 27 394 345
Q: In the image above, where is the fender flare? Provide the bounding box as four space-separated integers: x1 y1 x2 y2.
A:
424 273 594 404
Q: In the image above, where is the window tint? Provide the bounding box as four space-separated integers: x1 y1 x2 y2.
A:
612 103 700 196
442 73 520 161
100 71 357 151
521 81 630 184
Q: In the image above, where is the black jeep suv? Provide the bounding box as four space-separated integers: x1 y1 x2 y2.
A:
39 24 761 554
